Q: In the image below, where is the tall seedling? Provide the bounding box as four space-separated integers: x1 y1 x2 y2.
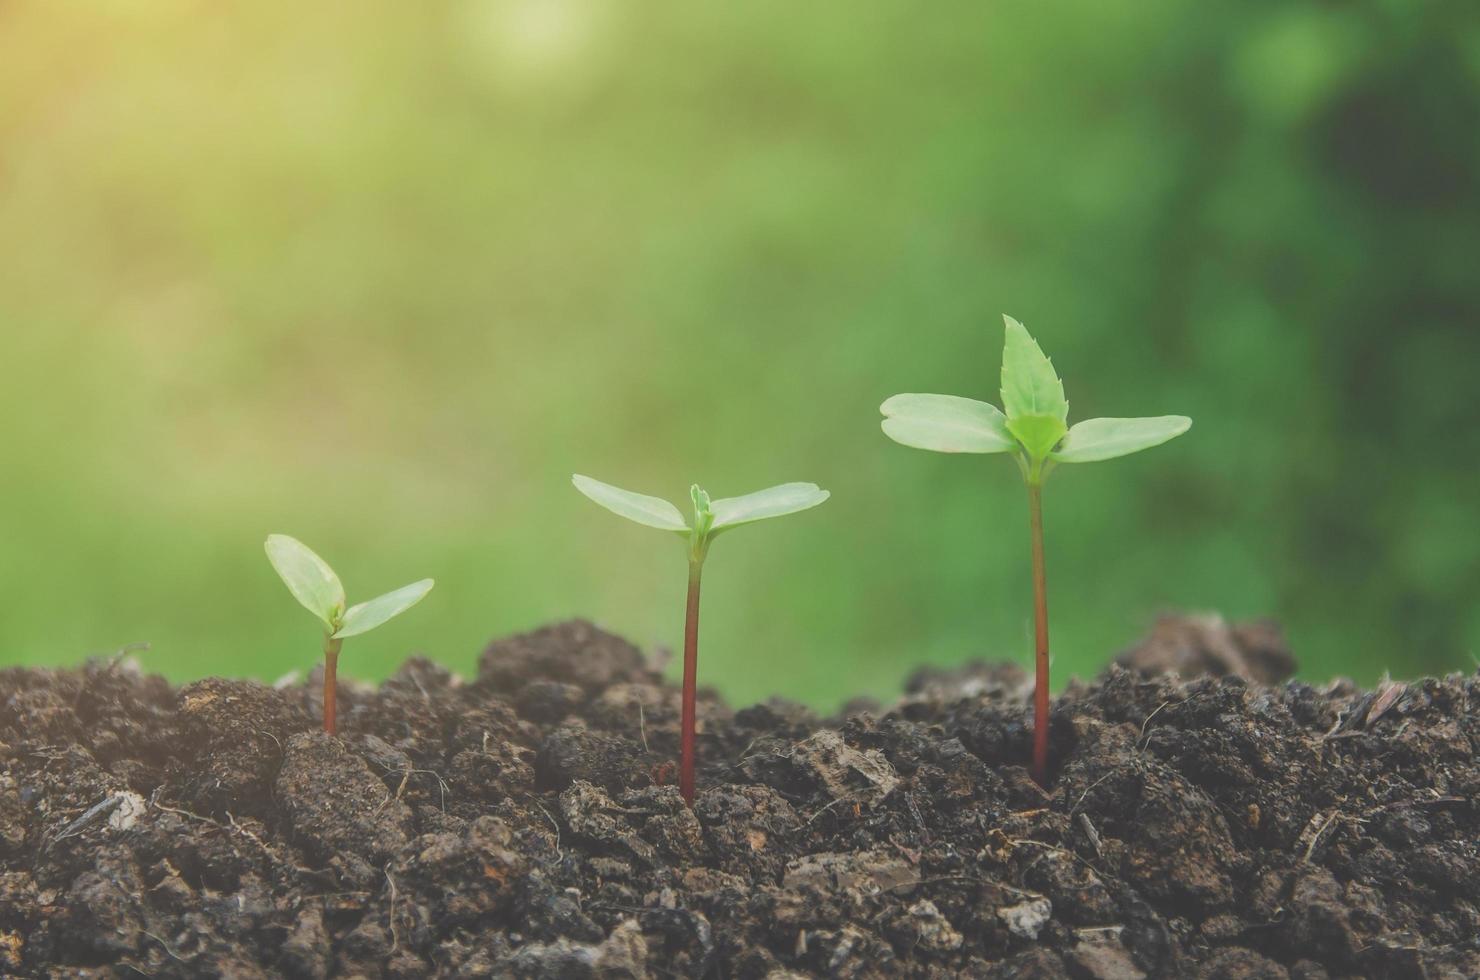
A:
881 316 1190 783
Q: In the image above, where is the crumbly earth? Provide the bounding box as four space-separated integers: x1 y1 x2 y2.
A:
1 617 1476 979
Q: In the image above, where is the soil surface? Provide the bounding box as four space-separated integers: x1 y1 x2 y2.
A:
2 616 1477 979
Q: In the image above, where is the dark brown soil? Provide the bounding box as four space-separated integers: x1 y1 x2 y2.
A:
2 616 1477 979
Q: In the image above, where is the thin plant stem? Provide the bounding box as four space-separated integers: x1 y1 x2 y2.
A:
680 559 703 805
1028 480 1050 785
323 634 343 735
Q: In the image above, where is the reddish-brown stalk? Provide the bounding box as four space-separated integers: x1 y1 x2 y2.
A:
1028 481 1050 785
323 635 342 735
679 561 703 805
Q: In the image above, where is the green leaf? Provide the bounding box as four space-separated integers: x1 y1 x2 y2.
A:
690 484 713 518
572 474 689 532
335 578 435 638
710 482 830 531
879 393 1015 454
999 315 1068 424
689 484 715 539
1052 416 1192 463
265 534 345 629
1006 413 1069 460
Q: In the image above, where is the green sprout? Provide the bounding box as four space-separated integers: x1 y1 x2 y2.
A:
573 474 830 805
265 534 434 735
881 315 1190 784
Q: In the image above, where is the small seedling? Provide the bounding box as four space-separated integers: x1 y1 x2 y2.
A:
573 474 829 805
265 534 434 735
881 315 1190 784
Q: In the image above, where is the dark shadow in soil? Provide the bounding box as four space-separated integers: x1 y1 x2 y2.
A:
1 615 1476 978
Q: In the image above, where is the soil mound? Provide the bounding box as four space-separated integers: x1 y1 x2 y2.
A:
1 617 1476 978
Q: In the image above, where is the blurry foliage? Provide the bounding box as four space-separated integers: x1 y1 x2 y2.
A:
1 1 1477 706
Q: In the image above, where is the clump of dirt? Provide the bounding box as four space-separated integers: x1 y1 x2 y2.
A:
1 617 1476 978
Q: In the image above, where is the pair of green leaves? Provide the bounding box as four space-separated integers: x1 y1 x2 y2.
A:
265 534 434 639
881 315 1190 478
572 474 829 560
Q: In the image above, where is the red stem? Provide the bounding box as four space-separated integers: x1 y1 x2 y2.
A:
323 635 342 735
679 560 703 806
1028 481 1050 785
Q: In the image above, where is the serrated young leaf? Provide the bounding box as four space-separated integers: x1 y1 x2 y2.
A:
334 578 435 638
572 474 690 532
710 483 830 532
1000 315 1068 424
1006 413 1068 461
689 484 715 542
880 393 1015 454
690 484 713 518
1052 416 1192 464
265 534 345 629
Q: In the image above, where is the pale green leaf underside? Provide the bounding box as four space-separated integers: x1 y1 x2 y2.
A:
710 483 830 531
1052 415 1192 463
879 393 1014 454
572 474 689 532
335 578 435 638
1000 315 1068 424
265 534 345 628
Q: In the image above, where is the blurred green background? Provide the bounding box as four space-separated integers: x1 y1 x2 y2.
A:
2 1 1477 709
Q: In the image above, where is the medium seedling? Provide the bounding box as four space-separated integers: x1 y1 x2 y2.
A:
573 474 829 805
265 534 434 735
881 315 1190 784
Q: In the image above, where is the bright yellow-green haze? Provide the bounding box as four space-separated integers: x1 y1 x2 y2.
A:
2 2 1477 707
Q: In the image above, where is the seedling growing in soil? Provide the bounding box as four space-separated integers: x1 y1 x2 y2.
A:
573 474 829 805
265 534 434 735
881 315 1189 785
